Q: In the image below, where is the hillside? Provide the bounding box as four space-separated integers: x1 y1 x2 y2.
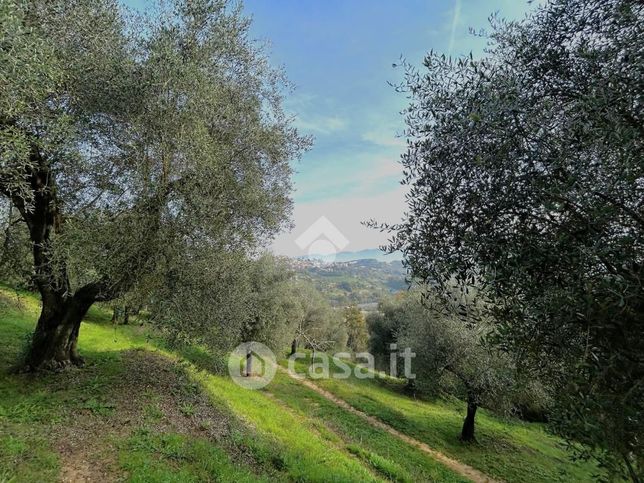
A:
292 258 408 307
298 249 404 264
0 286 602 482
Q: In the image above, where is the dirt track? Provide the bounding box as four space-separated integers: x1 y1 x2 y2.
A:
279 366 501 483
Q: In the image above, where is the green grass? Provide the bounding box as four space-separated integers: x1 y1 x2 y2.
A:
264 370 468 483
0 430 59 482
0 285 604 482
119 430 266 483
0 286 463 482
188 364 381 481
281 354 603 483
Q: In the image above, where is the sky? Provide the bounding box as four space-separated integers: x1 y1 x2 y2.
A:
240 0 536 257
126 0 537 257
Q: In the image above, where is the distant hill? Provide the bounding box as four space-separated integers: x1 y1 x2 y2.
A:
290 257 408 307
298 248 403 263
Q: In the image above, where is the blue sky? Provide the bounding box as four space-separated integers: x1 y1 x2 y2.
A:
126 1 536 256
242 0 536 256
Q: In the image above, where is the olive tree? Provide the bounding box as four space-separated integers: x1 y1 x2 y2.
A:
367 295 405 373
0 199 31 286
290 281 346 355
372 291 518 442
344 305 369 353
380 0 642 477
0 0 307 370
242 255 300 350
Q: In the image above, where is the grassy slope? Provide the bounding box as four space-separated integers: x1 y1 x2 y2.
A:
0 286 466 482
0 289 270 482
0 286 603 482
282 355 602 483
264 370 467 483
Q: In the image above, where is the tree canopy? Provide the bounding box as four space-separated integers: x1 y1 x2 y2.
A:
368 289 547 441
344 305 369 353
290 281 347 355
0 0 308 369
382 0 643 477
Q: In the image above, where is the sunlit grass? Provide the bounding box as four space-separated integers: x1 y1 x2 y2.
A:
119 430 267 483
190 369 380 482
0 286 603 482
0 287 394 482
265 369 469 483
282 353 601 482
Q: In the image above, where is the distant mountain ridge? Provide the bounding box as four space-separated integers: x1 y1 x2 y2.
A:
296 248 403 263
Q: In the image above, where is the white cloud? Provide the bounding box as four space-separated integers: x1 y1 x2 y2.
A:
448 0 463 56
365 157 403 183
295 114 347 135
285 92 348 135
361 128 406 148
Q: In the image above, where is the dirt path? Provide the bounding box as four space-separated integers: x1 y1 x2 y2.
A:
279 367 501 483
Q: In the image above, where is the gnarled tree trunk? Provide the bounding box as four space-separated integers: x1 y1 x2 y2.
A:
13 155 103 371
8 148 161 371
27 292 93 370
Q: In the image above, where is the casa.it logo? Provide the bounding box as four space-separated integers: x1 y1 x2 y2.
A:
295 216 349 263
228 341 277 390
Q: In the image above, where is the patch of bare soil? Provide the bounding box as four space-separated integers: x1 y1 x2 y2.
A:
54 350 232 482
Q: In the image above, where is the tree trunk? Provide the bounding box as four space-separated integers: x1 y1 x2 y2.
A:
9 151 91 371
404 378 417 397
110 306 130 325
26 292 94 371
290 338 297 356
9 147 160 371
245 349 253 377
460 392 478 442
622 452 641 483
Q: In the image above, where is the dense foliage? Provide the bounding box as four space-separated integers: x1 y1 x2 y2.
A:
382 0 642 477
344 305 369 353
290 281 347 354
369 290 550 441
0 0 308 369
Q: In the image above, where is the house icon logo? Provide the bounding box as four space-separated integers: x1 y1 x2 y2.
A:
295 216 349 262
228 341 277 390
